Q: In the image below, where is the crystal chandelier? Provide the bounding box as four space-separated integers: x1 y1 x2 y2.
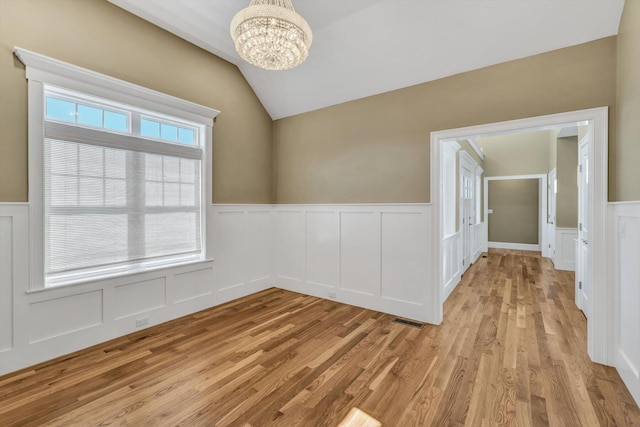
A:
230 0 313 71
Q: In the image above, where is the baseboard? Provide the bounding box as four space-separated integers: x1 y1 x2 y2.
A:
618 349 640 407
488 242 540 251
553 259 575 271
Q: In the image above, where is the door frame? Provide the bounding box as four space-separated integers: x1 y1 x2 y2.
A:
483 174 548 253
430 107 610 365
547 168 557 262
576 134 590 314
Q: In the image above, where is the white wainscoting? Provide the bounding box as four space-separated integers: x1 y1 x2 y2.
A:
273 205 435 323
442 231 461 303
610 202 640 406
210 205 274 302
472 222 484 263
0 202 437 376
0 203 275 376
552 228 578 271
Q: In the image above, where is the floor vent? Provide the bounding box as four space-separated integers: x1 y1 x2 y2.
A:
393 318 424 328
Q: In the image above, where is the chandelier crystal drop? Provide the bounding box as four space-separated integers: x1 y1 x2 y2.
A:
230 0 312 71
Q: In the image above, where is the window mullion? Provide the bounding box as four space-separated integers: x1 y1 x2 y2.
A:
126 151 145 261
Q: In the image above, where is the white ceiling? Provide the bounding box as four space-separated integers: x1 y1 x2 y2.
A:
107 0 624 120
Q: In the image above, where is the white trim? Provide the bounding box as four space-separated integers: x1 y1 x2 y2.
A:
482 173 547 181
466 138 484 160
17 48 218 292
431 107 610 365
608 201 640 206
13 47 220 125
488 242 540 251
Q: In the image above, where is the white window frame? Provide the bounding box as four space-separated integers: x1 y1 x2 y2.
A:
14 47 220 290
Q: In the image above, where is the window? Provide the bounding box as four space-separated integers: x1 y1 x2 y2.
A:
15 47 219 289
43 87 206 286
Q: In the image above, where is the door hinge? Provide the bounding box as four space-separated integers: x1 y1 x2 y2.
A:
579 164 583 173
579 281 582 290
579 223 583 231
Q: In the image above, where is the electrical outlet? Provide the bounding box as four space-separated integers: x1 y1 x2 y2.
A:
136 317 150 328
328 291 337 299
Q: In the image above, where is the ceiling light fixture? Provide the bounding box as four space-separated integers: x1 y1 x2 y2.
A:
230 0 312 71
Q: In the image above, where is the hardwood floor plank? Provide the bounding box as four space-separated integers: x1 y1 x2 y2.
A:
1 250 639 426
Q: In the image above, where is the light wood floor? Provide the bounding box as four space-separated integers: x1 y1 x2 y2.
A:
1 250 639 426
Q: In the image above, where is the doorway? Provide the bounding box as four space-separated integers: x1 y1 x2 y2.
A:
431 107 610 365
484 174 547 253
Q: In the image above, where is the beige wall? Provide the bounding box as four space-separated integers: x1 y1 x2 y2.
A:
578 125 588 142
488 179 539 245
556 137 579 228
0 0 273 203
477 130 549 244
273 37 617 203
616 0 640 201
478 130 552 177
478 130 578 239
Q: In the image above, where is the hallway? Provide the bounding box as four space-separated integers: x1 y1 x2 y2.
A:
0 250 638 425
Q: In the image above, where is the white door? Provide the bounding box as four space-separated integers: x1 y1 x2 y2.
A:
461 170 474 273
547 169 557 261
577 135 590 317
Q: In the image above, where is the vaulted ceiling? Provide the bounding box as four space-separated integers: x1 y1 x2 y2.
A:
107 0 624 120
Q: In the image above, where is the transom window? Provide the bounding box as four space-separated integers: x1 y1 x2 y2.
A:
46 95 129 132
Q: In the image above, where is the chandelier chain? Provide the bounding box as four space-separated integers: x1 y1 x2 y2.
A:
249 0 296 12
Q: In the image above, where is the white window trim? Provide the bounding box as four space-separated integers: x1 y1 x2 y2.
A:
14 47 220 290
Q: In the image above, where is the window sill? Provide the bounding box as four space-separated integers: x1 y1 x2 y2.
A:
26 258 215 294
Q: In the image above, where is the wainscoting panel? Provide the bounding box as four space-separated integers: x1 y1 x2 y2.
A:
380 211 431 320
380 212 428 304
473 222 484 263
210 205 274 302
612 202 640 405
340 211 380 304
553 228 578 271
246 211 273 286
172 268 213 304
442 232 461 303
0 215 14 352
29 290 103 343
212 210 250 292
274 209 305 289
305 211 339 291
113 278 166 319
273 205 433 323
